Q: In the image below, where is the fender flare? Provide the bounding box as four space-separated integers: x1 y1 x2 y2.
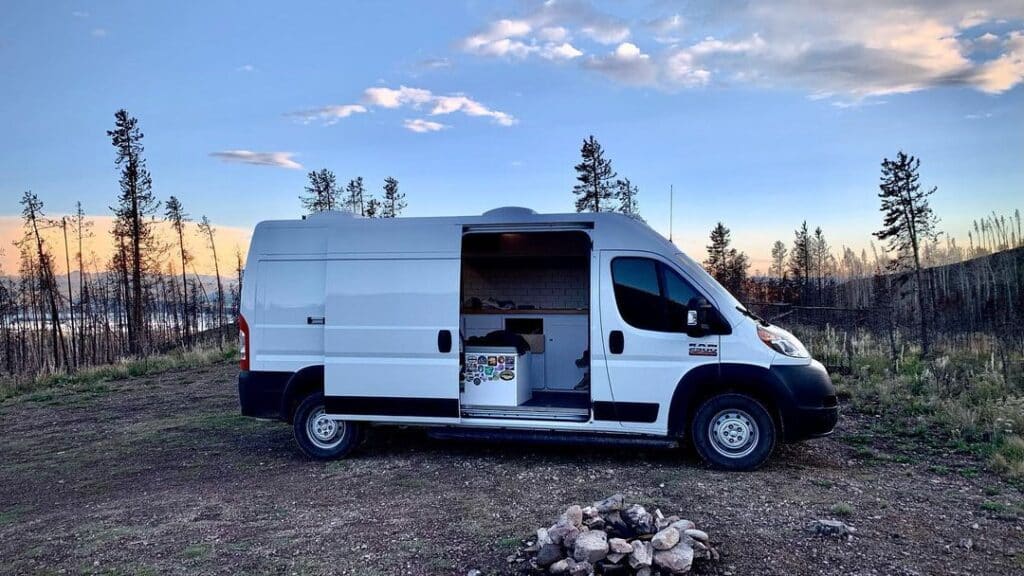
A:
666 362 794 437
279 365 324 422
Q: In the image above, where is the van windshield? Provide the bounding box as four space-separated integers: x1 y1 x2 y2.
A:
673 252 743 311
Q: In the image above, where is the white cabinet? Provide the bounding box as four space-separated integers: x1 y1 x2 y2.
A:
460 313 588 391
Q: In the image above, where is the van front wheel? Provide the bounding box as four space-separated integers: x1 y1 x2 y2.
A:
293 393 360 460
691 394 775 471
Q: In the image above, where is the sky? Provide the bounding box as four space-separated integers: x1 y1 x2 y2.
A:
1 0 1022 274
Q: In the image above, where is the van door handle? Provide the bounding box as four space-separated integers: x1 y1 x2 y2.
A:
609 330 624 354
437 330 452 354
307 316 325 325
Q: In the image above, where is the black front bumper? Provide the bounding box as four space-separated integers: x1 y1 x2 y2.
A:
772 360 840 442
238 370 291 420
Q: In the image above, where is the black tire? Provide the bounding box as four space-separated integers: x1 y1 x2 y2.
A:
292 393 361 460
690 393 776 471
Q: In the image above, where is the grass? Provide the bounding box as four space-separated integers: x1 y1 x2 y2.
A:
829 502 854 517
797 327 1024 482
182 543 213 560
0 345 237 401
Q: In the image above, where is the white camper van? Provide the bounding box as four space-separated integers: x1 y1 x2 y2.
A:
238 208 838 470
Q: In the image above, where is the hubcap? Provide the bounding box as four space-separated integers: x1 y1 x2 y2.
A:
708 409 759 459
306 408 346 449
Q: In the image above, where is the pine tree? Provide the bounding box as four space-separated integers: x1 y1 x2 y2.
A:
108 109 158 354
770 241 788 279
365 197 381 218
20 191 68 370
381 177 405 218
874 150 940 355
788 221 812 304
165 196 191 346
572 135 616 212
811 227 834 304
300 169 339 213
614 178 641 219
345 177 366 215
703 222 749 297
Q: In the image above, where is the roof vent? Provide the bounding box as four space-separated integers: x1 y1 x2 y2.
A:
482 206 537 218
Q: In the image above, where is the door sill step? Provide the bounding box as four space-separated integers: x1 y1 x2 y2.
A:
428 427 679 449
461 404 590 422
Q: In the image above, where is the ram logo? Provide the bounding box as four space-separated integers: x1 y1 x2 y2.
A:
689 343 718 357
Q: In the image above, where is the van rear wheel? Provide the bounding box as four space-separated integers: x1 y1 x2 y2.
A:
691 393 775 471
293 393 360 460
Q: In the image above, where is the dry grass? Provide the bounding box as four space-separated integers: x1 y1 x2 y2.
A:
0 345 237 401
795 326 1024 480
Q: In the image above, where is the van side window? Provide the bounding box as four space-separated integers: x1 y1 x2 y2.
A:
662 266 699 333
611 257 704 333
610 258 663 331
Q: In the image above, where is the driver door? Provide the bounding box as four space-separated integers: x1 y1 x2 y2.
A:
598 251 721 432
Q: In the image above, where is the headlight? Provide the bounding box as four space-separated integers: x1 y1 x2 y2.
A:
757 325 809 358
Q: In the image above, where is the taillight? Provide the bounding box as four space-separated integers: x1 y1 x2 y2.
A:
239 314 250 371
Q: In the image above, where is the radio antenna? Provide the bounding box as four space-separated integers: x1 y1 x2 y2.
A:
669 184 674 243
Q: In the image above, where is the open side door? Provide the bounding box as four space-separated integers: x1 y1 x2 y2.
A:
323 223 462 423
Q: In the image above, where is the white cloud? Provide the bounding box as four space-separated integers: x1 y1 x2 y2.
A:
970 30 1024 92
538 26 569 42
237 64 256 72
287 104 368 125
430 95 517 126
363 86 433 108
453 0 1024 99
540 42 584 60
211 150 302 170
965 111 993 119
960 9 989 28
90 28 107 37
417 57 451 69
291 86 516 129
72 10 89 18
404 118 448 133
583 42 658 85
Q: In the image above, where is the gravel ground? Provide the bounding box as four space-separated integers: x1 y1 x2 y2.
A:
1 361 1022 575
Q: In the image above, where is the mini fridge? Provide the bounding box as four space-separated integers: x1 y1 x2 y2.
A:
462 346 532 406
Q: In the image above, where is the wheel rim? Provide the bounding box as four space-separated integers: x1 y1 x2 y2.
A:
708 408 759 459
306 408 346 449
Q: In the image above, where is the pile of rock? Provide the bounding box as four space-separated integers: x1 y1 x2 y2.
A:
521 494 718 575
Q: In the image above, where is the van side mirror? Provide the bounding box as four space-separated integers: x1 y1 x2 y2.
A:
686 297 713 338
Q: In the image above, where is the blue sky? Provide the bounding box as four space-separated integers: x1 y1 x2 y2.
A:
1 0 1022 270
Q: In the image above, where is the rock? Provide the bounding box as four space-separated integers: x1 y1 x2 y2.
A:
561 504 583 527
629 540 653 568
548 522 575 545
669 519 695 532
549 559 571 574
635 568 651 576
598 562 630 575
652 526 681 550
808 519 855 538
562 527 581 550
623 504 656 535
466 570 482 576
536 543 564 567
604 511 634 539
582 506 599 519
568 560 592 576
608 537 632 554
573 530 609 563
656 514 679 530
684 528 709 543
653 541 695 574
593 493 625 513
605 552 625 564
537 527 552 546
582 516 605 530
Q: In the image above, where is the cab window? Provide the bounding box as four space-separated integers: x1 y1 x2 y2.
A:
611 257 704 333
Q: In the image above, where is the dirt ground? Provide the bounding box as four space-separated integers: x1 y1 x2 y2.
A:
1 361 1022 576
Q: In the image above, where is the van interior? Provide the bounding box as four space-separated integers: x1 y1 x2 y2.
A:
459 231 591 421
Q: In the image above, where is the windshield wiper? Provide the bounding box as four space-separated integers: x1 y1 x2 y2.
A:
736 306 769 327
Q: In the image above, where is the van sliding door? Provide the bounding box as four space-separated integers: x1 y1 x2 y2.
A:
323 223 462 423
